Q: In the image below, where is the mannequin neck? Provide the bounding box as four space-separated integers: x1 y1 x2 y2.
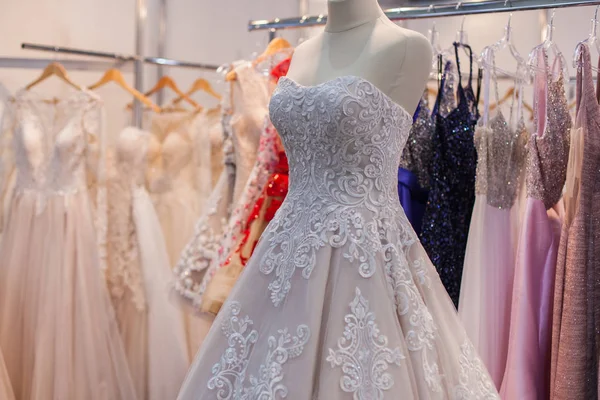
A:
325 0 384 33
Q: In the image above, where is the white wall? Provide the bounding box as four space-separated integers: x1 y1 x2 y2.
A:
0 0 300 136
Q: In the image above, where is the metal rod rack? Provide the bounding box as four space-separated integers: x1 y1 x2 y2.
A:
20 43 221 70
249 0 600 31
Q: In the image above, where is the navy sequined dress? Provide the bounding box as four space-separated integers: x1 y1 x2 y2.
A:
420 43 479 307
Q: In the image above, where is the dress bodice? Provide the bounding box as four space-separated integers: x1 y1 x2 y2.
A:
270 76 412 212
12 90 101 195
149 112 197 192
116 127 149 188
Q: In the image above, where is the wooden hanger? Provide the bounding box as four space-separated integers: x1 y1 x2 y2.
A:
226 37 293 82
89 68 161 113
172 78 222 105
129 76 199 109
26 62 82 91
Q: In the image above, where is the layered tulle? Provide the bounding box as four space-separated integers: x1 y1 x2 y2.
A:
0 190 137 400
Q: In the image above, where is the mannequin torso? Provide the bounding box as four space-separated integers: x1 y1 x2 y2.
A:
286 0 433 114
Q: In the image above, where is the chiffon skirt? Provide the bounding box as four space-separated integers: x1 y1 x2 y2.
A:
459 195 520 388
0 189 137 400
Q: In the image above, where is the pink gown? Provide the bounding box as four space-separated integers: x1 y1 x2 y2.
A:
549 44 600 400
459 52 527 388
0 90 137 400
500 49 571 399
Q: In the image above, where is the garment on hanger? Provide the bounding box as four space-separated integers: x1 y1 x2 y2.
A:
177 75 499 399
106 127 189 400
398 91 433 235
147 111 202 267
550 43 600 400
200 123 284 315
173 62 270 323
0 89 137 400
398 61 457 235
420 43 480 307
500 46 571 400
172 100 236 355
459 49 528 388
197 59 291 316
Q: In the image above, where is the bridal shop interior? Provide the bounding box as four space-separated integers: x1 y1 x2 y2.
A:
0 0 599 398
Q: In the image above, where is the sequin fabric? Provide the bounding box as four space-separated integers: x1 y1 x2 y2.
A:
550 44 600 400
399 92 434 189
420 44 479 307
486 113 528 209
527 74 571 209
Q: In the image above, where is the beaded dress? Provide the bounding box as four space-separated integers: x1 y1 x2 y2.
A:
459 49 528 389
420 43 480 307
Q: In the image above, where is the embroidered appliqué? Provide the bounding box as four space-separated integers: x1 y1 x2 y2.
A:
264 76 417 307
452 341 499 400
327 287 404 399
208 301 310 400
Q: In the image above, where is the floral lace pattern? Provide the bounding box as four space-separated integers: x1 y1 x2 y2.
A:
208 301 310 399
453 341 499 400
327 287 404 399
266 76 416 307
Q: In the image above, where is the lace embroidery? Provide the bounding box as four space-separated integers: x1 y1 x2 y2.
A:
452 341 499 400
265 76 416 307
383 246 442 392
327 287 404 399
208 301 310 400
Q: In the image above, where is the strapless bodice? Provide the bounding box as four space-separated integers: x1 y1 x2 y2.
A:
269 76 412 211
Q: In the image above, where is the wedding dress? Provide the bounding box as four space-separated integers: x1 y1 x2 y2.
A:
148 111 202 266
0 89 137 400
106 127 189 400
177 75 499 399
174 62 270 316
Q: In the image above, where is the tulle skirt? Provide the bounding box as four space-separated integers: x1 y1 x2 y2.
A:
130 187 189 399
177 205 499 399
0 189 137 400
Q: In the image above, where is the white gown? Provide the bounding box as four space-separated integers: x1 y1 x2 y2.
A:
106 127 189 400
177 76 499 399
0 89 137 400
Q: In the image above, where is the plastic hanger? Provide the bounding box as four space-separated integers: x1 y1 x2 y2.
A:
226 37 293 82
481 12 527 81
26 62 82 91
488 86 534 118
128 76 199 109
88 68 160 113
528 10 569 79
172 78 222 106
573 5 600 72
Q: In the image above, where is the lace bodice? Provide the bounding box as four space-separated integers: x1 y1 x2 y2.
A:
12 90 101 194
271 76 412 211
266 75 416 305
116 127 149 187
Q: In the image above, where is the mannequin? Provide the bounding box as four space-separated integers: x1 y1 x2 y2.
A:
286 0 433 114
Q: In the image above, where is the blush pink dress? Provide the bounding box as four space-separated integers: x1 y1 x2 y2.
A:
500 48 571 399
549 44 600 400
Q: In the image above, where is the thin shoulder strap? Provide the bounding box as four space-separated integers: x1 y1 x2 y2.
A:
454 43 463 86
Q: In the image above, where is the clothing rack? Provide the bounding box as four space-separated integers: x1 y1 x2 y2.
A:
249 0 600 31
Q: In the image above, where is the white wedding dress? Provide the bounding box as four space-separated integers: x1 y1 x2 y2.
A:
177 76 499 399
106 127 189 400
